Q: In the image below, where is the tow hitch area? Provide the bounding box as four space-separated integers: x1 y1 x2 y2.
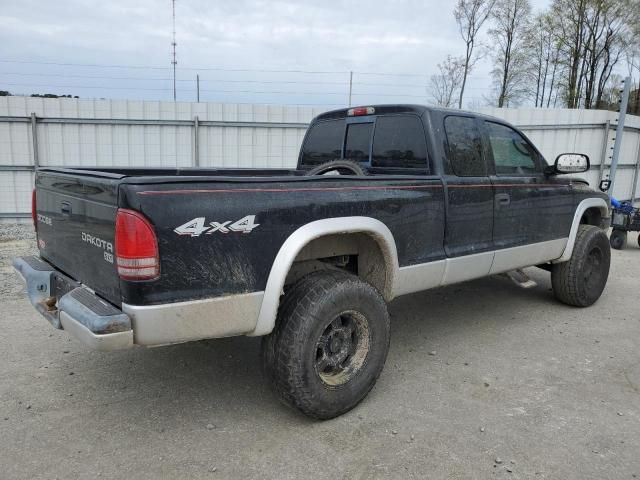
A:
13 255 134 351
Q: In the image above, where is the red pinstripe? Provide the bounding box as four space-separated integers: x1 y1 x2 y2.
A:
137 182 570 196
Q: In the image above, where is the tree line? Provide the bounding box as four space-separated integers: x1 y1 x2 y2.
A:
0 91 79 98
430 0 640 113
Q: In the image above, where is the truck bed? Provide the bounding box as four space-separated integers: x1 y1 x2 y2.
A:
34 167 446 308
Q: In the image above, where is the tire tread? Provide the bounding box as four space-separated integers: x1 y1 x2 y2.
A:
262 270 389 419
552 225 610 307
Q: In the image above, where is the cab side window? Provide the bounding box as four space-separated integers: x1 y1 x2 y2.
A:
372 116 428 170
486 122 540 175
444 116 485 176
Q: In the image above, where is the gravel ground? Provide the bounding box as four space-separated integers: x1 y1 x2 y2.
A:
0 224 36 300
1 224 639 480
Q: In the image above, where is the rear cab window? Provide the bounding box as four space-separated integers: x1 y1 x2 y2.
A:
444 115 486 177
299 112 430 174
299 119 343 167
344 122 373 162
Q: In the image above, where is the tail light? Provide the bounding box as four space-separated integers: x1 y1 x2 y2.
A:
115 209 160 281
347 106 375 117
32 189 37 231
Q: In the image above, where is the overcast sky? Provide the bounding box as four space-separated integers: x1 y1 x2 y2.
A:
0 0 551 107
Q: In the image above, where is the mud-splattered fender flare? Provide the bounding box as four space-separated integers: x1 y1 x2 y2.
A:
553 197 610 263
247 216 399 337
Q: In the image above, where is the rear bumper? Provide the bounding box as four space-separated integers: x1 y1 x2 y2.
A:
13 256 133 351
13 255 265 350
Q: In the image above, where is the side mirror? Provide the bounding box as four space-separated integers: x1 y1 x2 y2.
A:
553 153 590 174
599 179 611 192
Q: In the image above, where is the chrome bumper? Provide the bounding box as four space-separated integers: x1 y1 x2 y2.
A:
14 255 266 349
13 256 133 351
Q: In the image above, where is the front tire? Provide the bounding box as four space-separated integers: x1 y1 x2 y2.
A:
609 229 627 250
261 270 390 420
551 225 610 307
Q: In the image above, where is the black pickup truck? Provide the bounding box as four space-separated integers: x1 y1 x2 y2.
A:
15 104 611 419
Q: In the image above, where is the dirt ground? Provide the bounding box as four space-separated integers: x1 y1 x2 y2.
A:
1 224 639 480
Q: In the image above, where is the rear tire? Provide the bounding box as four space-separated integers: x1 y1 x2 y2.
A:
609 229 627 250
551 225 610 307
261 270 390 420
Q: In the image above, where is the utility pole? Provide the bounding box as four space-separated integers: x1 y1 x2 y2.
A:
608 76 631 196
348 71 353 106
171 0 177 101
196 74 200 102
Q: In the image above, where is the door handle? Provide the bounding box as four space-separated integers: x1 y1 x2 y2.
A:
60 201 72 216
495 193 511 207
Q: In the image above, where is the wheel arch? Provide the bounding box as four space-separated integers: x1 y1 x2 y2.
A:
580 206 604 227
554 198 610 263
248 217 399 336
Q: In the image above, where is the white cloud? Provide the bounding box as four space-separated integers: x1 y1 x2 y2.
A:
0 0 550 106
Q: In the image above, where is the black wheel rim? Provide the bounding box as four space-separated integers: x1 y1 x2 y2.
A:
314 310 370 386
583 246 604 293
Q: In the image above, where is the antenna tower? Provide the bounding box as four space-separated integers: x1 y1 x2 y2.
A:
171 0 177 101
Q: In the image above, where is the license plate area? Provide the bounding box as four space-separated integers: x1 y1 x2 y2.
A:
52 272 80 301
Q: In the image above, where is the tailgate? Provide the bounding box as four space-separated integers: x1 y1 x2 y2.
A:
35 170 121 305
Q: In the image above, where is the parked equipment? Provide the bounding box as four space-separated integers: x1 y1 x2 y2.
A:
610 198 640 249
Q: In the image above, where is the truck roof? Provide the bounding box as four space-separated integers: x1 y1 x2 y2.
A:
314 104 504 124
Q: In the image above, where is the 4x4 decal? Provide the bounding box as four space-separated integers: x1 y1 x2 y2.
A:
174 215 259 237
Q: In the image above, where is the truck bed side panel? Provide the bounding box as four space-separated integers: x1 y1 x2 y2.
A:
119 178 445 306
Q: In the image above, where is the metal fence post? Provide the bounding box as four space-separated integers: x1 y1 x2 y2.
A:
598 120 610 182
30 112 39 168
193 115 200 167
608 76 631 195
631 139 640 203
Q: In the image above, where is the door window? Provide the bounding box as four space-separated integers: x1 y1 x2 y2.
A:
372 116 428 170
486 122 540 175
444 116 485 176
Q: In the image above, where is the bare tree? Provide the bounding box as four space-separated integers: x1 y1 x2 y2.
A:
626 50 640 115
547 0 633 109
454 0 496 108
489 0 532 107
429 56 466 107
628 0 640 114
598 72 624 108
453 0 638 111
529 14 547 107
550 0 589 108
528 13 554 107
525 12 566 108
585 0 632 108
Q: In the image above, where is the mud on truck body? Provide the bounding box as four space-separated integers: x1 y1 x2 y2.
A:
15 105 611 419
